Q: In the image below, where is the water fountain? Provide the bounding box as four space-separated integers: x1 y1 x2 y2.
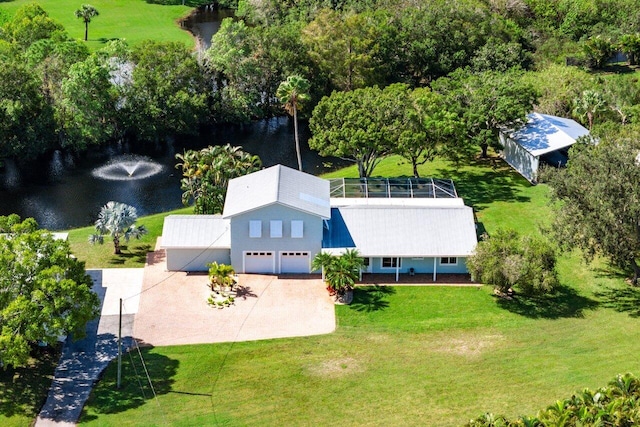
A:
92 155 164 181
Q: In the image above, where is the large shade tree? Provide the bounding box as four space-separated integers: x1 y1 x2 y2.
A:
74 4 99 42
89 201 148 254
432 69 538 159
543 138 640 285
0 215 100 368
176 144 262 214
309 85 404 178
277 75 310 171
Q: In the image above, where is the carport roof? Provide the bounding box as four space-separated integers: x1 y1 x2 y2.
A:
509 113 589 157
161 215 230 248
322 206 477 257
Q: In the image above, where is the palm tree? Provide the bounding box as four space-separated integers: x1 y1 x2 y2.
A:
572 90 607 131
313 249 364 297
311 252 335 281
89 201 147 254
75 4 99 42
276 75 310 171
207 262 236 291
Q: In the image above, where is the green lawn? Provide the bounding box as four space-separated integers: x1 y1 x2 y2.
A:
0 0 195 50
68 206 192 269
0 345 61 427
74 155 640 426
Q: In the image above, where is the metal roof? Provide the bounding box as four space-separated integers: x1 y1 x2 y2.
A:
161 215 230 248
222 165 330 219
329 177 457 199
509 113 590 157
323 206 477 257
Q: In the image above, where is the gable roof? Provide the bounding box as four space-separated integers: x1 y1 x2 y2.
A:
509 113 589 157
222 164 330 219
161 215 230 248
323 206 477 257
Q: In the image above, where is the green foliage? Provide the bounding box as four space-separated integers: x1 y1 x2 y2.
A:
619 33 640 65
176 144 262 214
310 85 420 177
467 229 559 295
207 261 236 291
467 373 640 425
572 89 607 130
543 138 640 284
312 249 364 296
89 201 148 255
126 40 208 141
582 35 615 69
0 3 65 50
0 216 99 368
432 69 538 159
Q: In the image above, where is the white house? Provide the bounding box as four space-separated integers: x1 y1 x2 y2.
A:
499 113 590 183
161 165 478 281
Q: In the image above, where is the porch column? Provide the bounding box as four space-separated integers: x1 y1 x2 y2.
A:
433 257 437 282
395 257 400 282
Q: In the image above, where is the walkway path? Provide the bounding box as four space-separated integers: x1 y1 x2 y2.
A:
35 269 143 427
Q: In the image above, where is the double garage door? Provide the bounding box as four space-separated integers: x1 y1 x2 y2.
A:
244 251 310 274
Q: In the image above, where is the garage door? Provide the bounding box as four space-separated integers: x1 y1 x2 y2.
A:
244 252 275 273
280 252 310 274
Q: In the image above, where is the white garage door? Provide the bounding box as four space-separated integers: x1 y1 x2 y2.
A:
244 252 275 273
280 252 310 274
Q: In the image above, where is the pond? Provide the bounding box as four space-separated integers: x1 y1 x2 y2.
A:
0 119 343 230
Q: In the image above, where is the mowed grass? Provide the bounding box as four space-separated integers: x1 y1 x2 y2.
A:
77 155 640 426
67 206 192 269
0 0 194 50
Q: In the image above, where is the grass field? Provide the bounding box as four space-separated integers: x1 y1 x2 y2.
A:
0 0 195 50
71 155 640 426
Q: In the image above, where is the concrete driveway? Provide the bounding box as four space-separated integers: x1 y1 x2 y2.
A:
133 250 335 346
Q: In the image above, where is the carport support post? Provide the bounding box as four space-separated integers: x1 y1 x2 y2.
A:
117 298 122 389
433 258 437 282
395 258 399 282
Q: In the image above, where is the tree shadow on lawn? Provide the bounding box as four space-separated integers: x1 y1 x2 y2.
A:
349 286 396 312
435 158 531 210
107 244 152 265
594 286 640 318
496 285 599 319
80 346 179 420
0 344 61 418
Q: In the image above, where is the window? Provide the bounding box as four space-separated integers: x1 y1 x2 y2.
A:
249 220 261 238
270 220 283 238
291 220 303 238
440 257 457 265
382 257 401 268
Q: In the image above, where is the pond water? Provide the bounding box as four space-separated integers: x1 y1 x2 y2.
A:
0 118 343 230
180 6 234 51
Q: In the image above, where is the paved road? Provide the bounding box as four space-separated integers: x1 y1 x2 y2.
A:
35 269 143 427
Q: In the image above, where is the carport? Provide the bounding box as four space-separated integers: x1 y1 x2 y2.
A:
499 113 590 183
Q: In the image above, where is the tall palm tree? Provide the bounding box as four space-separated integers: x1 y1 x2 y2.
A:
277 75 310 171
89 201 147 254
75 4 99 42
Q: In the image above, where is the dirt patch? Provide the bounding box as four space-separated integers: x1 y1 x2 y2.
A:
307 357 365 378
433 333 505 357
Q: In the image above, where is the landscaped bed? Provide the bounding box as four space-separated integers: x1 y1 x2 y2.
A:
72 156 640 426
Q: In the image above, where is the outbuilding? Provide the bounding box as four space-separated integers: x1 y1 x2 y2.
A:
499 113 590 183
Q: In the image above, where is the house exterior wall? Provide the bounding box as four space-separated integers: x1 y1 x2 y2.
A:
166 248 231 272
366 256 469 274
500 133 539 183
229 204 324 273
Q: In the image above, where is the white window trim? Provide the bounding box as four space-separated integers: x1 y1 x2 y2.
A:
291 220 303 238
381 257 401 269
270 220 283 238
249 220 262 238
440 257 458 265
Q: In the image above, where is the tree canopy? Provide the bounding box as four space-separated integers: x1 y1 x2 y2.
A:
543 139 640 285
176 144 262 214
0 216 100 368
